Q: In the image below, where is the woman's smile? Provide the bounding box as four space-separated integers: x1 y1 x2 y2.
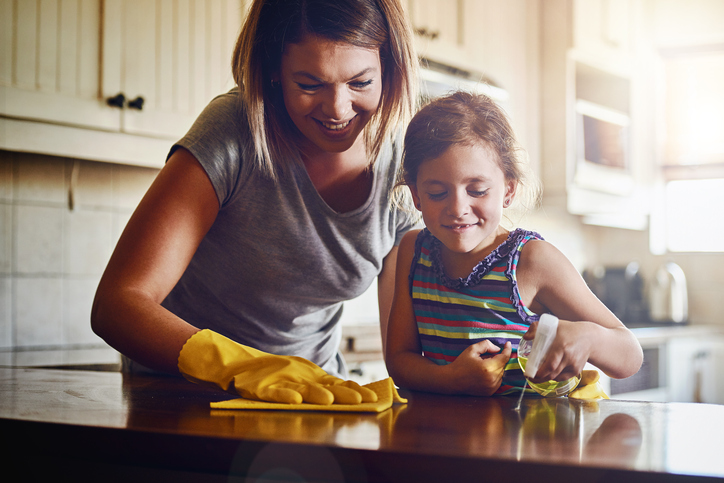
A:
318 118 354 131
280 35 382 156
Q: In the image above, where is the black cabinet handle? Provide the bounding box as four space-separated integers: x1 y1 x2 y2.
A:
106 93 126 108
127 96 145 110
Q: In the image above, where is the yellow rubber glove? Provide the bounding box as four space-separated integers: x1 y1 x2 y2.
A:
178 329 378 405
568 369 610 400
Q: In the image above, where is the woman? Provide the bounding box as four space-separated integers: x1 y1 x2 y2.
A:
91 0 419 405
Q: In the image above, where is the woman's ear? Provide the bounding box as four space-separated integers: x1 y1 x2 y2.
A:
270 70 281 88
409 185 422 211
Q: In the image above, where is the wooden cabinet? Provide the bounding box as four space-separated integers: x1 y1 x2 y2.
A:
667 335 724 404
540 0 654 229
102 0 242 139
407 0 470 70
573 0 637 64
407 0 540 172
0 0 114 131
0 0 244 167
600 327 724 404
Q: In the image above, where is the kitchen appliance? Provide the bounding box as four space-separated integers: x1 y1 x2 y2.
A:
649 262 688 324
583 262 649 326
419 58 508 105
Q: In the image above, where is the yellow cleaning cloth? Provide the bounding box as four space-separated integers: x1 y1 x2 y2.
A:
210 377 407 413
568 369 610 400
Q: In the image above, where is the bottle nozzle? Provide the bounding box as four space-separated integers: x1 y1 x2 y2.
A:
524 313 559 379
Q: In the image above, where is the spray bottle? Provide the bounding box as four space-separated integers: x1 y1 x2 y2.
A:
518 314 581 397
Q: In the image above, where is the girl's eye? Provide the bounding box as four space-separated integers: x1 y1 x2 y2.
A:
427 192 447 201
468 189 489 197
350 79 374 89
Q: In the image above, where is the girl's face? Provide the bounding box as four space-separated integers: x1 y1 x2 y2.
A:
410 143 517 257
279 35 383 157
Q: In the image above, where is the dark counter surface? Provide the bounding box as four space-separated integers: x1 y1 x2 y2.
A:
2 366 723 482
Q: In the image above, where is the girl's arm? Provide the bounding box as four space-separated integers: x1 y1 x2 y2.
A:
516 240 643 382
377 245 398 358
91 147 220 374
385 230 512 395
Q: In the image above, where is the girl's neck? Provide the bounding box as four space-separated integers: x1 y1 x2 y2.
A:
440 227 510 279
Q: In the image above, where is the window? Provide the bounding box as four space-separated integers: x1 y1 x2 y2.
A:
657 179 724 253
652 48 724 253
663 51 724 167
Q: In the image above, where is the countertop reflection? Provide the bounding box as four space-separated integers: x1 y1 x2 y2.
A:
2 367 722 482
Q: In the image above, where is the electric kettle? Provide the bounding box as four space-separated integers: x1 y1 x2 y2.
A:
649 262 688 324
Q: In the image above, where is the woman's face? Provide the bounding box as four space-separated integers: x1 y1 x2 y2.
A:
279 35 383 157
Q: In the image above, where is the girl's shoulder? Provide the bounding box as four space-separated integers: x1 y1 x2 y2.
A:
516 234 572 279
399 228 423 253
509 227 544 246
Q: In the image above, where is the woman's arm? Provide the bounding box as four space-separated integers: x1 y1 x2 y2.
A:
385 230 512 395
516 240 643 381
91 148 220 374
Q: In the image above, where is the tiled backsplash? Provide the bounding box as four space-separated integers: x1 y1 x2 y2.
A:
2 148 721 360
0 150 159 351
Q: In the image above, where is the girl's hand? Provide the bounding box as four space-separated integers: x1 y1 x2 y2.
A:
525 319 594 384
449 340 512 396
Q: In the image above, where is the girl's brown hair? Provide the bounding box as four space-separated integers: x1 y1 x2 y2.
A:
396 91 541 217
233 0 418 179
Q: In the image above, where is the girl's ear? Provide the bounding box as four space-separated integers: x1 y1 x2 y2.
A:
505 179 518 202
409 185 422 211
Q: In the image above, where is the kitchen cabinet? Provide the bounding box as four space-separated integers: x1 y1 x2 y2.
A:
0 0 244 167
407 0 470 70
407 0 540 174
667 334 724 404
540 0 654 229
0 0 112 131
601 325 724 404
573 0 637 65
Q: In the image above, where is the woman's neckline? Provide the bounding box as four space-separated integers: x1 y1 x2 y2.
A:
300 143 378 214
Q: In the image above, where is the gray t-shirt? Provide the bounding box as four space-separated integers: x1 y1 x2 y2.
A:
161 90 415 377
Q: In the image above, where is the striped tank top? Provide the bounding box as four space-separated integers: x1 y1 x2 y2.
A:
409 228 542 395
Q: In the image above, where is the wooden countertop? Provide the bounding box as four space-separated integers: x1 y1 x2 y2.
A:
2 366 723 482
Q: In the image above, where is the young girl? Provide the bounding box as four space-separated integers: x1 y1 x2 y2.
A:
385 92 643 396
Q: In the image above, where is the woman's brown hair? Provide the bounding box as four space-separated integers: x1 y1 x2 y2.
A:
233 0 418 179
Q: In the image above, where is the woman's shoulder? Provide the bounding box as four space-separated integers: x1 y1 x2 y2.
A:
174 89 257 205
192 89 247 132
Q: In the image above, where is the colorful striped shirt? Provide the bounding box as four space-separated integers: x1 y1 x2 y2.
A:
409 228 543 395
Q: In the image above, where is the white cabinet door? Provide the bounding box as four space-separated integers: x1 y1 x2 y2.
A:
573 0 636 65
667 335 724 404
103 0 243 139
407 0 471 69
0 0 120 131
1 0 245 166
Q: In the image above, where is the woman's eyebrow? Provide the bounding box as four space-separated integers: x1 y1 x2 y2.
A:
291 67 378 82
